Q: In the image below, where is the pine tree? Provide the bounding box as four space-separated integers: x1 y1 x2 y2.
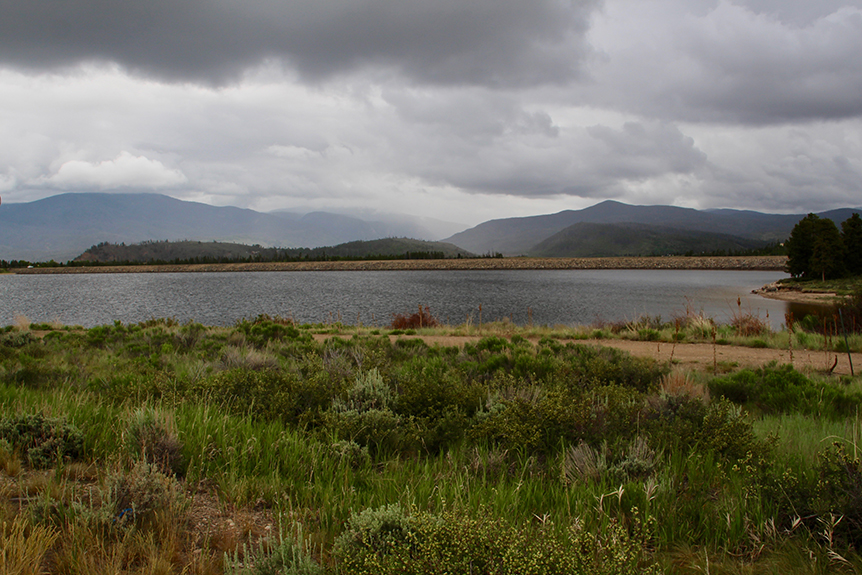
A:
785 213 819 279
810 218 845 281
842 213 862 276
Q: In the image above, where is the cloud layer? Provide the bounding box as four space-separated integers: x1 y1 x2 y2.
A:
0 0 860 226
0 0 598 87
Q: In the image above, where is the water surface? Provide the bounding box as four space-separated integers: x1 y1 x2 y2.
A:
0 269 788 328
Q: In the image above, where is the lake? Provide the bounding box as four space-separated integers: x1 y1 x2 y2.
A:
0 269 791 329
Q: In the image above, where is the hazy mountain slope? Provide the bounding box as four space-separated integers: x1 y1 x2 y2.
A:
271 208 466 240
528 222 768 257
0 193 462 261
0 193 291 260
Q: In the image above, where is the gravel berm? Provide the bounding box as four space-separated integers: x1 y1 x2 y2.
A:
13 255 787 274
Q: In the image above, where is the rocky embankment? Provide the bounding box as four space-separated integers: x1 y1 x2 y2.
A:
13 255 787 274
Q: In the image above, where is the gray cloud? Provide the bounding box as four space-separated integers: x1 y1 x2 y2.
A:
0 0 599 87
1 0 861 226
582 0 862 124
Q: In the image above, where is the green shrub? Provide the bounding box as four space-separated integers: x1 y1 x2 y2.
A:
106 460 183 528
326 408 408 455
330 440 371 469
814 442 862 547
392 357 483 420
333 369 392 412
475 336 510 353
126 407 186 476
637 328 660 341
709 364 862 417
333 504 660 575
0 330 38 348
225 524 322 575
327 369 418 454
472 385 642 455
0 413 84 468
561 344 666 393
695 398 769 464
237 317 309 347
194 369 336 426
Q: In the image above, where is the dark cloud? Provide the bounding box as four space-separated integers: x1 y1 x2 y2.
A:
0 0 599 87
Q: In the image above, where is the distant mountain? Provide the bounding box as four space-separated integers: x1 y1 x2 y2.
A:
0 193 469 261
270 208 467 241
528 222 768 258
75 238 473 263
444 200 862 256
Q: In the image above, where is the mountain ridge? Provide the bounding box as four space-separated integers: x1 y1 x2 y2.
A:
0 193 466 261
444 200 862 256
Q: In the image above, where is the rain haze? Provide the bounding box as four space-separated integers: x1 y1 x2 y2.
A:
1 0 861 226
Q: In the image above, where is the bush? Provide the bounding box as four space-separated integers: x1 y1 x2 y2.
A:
327 369 418 454
709 364 862 417
472 385 642 455
561 344 666 393
236 316 309 347
815 442 862 548
333 504 660 575
225 524 322 575
107 461 183 528
126 407 186 476
695 398 768 463
194 369 338 427
0 413 84 469
390 306 439 329
731 311 769 337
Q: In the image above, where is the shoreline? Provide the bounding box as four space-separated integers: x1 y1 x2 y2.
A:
10 255 787 274
752 280 844 305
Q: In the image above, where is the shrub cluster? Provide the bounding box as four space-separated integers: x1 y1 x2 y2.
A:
709 364 862 417
333 504 660 575
0 413 84 469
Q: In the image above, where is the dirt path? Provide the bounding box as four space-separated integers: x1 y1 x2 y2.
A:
313 333 859 376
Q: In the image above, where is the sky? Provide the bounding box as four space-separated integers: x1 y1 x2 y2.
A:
1 0 861 227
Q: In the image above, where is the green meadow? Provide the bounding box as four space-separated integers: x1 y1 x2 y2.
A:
1 309 862 574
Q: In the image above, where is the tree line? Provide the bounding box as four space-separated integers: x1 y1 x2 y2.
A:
785 213 862 280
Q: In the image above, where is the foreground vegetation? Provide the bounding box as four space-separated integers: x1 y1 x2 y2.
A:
2 311 862 574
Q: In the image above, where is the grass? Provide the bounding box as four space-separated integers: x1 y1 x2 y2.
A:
2 316 862 573
779 276 862 296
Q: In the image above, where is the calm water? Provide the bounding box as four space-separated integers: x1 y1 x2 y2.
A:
0 269 790 329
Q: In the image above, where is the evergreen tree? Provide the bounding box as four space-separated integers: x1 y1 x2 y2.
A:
810 217 845 281
785 213 819 278
842 213 862 276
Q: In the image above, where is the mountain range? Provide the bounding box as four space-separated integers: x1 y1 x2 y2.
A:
443 200 862 256
0 193 465 261
1 193 860 262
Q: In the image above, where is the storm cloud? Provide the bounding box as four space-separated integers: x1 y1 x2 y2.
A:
0 0 598 87
0 0 860 225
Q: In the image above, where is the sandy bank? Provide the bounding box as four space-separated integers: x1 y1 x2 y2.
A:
752 280 844 305
12 255 787 274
